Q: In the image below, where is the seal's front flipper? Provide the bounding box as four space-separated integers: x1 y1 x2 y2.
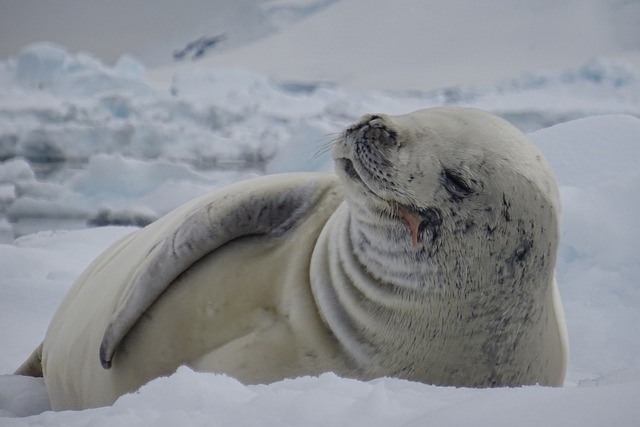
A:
100 174 339 369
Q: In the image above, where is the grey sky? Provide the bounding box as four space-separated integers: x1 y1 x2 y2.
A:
0 0 222 61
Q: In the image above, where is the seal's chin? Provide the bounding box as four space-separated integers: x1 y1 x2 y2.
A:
336 158 361 183
335 156 402 211
334 157 378 199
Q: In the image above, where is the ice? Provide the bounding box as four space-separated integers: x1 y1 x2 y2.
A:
13 43 68 88
113 55 146 80
0 159 35 183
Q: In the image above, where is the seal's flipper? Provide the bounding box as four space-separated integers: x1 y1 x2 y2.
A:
100 174 339 369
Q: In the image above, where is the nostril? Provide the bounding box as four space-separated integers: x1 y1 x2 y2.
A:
345 114 379 135
345 114 399 148
364 126 383 140
363 125 397 147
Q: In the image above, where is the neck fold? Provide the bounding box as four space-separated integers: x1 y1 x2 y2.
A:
310 202 430 372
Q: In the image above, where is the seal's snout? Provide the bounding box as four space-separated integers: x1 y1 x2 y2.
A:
345 114 381 135
345 114 398 148
334 114 400 191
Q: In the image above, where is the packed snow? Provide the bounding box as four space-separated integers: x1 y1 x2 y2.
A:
1 0 640 424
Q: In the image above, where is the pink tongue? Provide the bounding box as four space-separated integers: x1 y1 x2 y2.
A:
397 205 421 248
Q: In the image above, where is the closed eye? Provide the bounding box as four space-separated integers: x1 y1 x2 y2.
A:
442 169 474 199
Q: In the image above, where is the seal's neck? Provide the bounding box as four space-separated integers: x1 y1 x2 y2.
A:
343 196 437 290
310 200 434 373
310 196 556 384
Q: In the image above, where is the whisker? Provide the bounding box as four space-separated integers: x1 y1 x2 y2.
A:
312 133 340 160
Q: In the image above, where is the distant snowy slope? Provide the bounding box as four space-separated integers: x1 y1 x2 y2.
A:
136 0 339 67
0 0 338 65
148 0 640 91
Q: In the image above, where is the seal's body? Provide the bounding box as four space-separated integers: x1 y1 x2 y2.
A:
17 107 568 410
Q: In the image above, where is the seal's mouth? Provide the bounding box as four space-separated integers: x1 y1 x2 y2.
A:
335 157 380 199
337 158 361 182
336 157 430 249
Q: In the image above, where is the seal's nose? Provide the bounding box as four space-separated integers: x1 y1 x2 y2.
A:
345 114 380 135
346 114 398 149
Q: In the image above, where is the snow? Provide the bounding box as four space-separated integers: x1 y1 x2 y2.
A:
137 0 339 67
2 367 638 426
1 0 640 424
147 0 640 91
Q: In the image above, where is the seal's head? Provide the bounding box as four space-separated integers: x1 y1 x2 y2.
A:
332 107 560 290
316 107 567 387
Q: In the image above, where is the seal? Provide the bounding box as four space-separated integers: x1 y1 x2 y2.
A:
16 107 568 410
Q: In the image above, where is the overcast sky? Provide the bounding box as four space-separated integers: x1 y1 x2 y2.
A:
0 0 222 61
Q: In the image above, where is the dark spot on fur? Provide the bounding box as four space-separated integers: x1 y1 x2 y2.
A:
512 239 533 263
501 193 512 222
455 218 476 234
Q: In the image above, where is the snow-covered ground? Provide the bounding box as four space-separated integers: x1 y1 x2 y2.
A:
1 0 640 424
